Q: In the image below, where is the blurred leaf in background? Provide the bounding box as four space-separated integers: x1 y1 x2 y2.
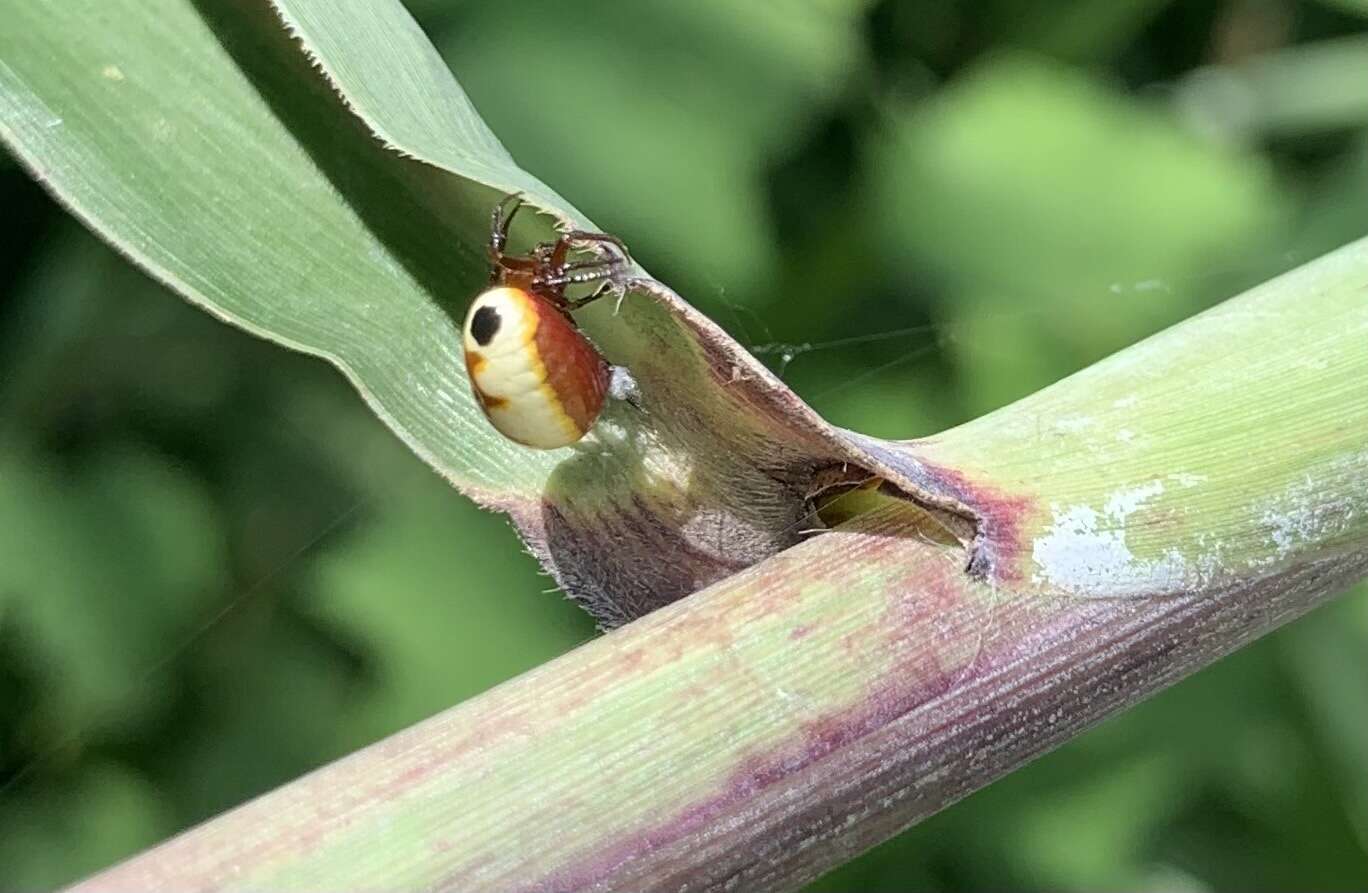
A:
1 0 1366 889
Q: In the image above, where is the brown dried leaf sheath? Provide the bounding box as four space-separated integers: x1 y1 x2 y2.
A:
502 276 984 627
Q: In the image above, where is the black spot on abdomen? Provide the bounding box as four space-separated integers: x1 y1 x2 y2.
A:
470 305 501 346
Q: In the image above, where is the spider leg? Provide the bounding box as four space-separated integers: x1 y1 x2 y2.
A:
547 229 632 272
489 193 524 258
535 260 612 283
565 231 631 262
536 255 623 285
563 282 615 310
541 266 629 310
490 252 540 286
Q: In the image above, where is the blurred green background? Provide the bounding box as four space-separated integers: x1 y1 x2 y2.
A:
2 0 1367 889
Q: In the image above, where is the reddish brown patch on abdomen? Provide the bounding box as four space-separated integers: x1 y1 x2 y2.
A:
528 291 609 433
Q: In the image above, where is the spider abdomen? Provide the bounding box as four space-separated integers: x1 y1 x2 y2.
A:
462 286 609 449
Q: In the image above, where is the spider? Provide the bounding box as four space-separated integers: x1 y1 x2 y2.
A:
461 194 630 449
